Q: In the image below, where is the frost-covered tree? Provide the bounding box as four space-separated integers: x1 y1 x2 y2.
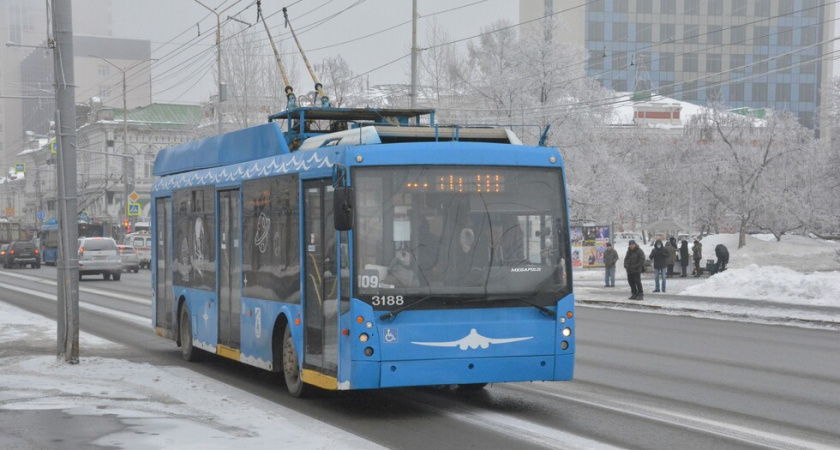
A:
316 55 364 108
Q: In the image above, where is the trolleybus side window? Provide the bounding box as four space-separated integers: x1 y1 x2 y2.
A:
241 174 300 302
173 186 215 290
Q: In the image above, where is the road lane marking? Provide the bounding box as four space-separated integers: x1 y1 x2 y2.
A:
0 281 150 328
0 270 150 305
510 384 835 450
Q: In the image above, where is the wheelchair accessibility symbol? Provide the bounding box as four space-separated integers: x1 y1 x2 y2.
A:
384 328 398 343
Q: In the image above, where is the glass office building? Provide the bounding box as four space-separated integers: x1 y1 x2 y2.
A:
522 0 835 130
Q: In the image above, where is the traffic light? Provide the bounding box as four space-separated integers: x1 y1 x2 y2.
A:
124 219 131 233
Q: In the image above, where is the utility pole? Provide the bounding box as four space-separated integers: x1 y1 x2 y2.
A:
194 0 241 134
93 56 151 228
410 0 418 109
52 0 80 364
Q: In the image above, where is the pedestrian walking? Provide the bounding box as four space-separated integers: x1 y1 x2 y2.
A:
623 240 646 300
664 237 678 276
679 239 690 277
649 239 668 292
603 242 618 287
692 240 703 277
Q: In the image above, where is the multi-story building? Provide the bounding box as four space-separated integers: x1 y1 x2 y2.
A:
13 100 200 228
520 0 836 133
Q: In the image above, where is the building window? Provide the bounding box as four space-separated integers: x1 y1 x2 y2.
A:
636 23 652 43
800 28 816 47
755 0 771 16
730 54 746 72
659 52 675 72
802 0 819 17
778 0 794 16
660 23 675 42
588 50 604 70
98 65 110 77
799 55 816 74
589 0 605 13
612 79 627 92
684 25 699 44
613 0 628 13
753 56 769 74
729 83 745 101
708 0 723 15
706 54 722 73
707 25 722 45
731 0 747 16
706 85 722 102
799 83 815 102
752 83 768 102
661 0 676 14
775 84 791 103
777 54 792 74
683 81 698 100
637 0 653 13
753 26 770 46
99 86 111 98
612 51 629 70
777 27 793 46
613 22 628 41
731 25 746 44
682 53 698 72
684 0 700 15
588 22 604 41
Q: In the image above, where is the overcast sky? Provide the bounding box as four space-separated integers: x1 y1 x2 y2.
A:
112 0 840 106
112 0 520 104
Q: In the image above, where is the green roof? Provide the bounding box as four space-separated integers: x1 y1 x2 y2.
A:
114 103 202 126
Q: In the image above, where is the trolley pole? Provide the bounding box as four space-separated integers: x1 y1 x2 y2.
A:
409 0 418 109
52 0 81 363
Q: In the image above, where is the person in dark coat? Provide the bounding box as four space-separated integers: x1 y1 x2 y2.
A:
603 242 619 287
623 240 646 300
692 240 703 276
714 244 730 273
665 236 678 276
679 240 690 277
649 239 669 292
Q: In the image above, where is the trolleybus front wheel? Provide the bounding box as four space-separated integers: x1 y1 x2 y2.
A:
282 326 309 398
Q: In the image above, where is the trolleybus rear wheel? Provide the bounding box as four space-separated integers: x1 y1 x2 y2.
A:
282 326 309 397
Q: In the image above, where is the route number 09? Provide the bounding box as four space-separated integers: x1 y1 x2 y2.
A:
359 274 379 288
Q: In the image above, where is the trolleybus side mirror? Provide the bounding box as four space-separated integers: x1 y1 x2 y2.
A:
334 187 354 231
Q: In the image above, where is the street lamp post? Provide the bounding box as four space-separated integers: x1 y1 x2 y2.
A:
91 56 153 227
194 0 242 134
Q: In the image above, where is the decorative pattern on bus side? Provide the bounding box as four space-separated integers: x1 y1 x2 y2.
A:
153 153 334 191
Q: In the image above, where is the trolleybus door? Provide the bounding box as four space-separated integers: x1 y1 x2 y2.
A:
155 197 174 334
302 180 338 376
217 189 241 349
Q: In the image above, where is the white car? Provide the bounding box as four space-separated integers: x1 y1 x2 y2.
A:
118 245 140 273
78 237 121 281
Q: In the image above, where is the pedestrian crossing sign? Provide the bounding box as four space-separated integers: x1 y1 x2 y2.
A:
127 203 141 216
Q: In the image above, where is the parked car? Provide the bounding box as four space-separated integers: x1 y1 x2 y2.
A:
0 244 8 266
78 237 121 281
118 245 140 273
4 240 40 269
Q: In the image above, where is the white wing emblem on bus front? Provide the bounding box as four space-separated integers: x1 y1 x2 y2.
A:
411 329 532 350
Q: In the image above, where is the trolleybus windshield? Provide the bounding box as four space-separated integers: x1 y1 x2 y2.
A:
354 165 569 310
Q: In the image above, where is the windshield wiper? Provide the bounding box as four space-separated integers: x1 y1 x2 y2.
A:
461 296 557 318
380 295 433 321
513 297 557 318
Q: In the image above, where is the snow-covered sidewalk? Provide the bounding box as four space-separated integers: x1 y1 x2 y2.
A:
0 301 382 449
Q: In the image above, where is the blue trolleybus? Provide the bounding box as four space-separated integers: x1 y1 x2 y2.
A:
151 107 575 396
39 220 105 265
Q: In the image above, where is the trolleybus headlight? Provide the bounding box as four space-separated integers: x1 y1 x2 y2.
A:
559 317 566 324
562 327 572 337
365 321 373 329
359 333 369 343
364 347 374 356
560 341 569 350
